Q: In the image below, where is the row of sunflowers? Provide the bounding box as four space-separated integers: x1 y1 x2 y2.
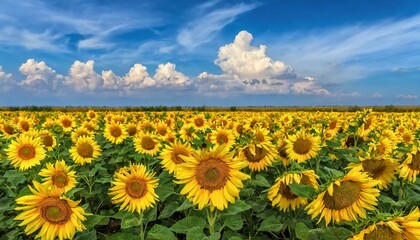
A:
0 109 420 240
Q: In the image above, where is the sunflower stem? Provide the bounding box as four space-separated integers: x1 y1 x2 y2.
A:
207 208 218 235
139 212 145 240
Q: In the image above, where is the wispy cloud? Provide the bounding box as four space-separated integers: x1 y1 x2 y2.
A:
0 0 163 51
177 2 259 50
270 14 420 83
396 94 418 99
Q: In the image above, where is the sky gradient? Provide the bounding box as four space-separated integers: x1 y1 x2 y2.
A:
0 0 419 106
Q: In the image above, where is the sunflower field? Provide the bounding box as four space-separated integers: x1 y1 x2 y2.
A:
1 109 420 240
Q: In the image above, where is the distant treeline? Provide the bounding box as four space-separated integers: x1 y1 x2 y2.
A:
0 105 420 112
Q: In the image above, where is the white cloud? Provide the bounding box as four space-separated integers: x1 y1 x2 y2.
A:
154 63 189 86
65 60 102 92
124 64 155 89
197 31 328 95
0 66 14 92
396 94 418 99
19 59 63 91
102 70 122 90
0 27 64 52
177 3 258 50
372 92 383 98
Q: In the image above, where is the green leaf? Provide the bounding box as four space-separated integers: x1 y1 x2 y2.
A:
175 199 194 212
251 174 270 187
323 227 353 240
84 215 110 229
4 170 26 185
170 216 207 233
323 166 345 178
288 184 315 199
158 202 179 219
205 232 221 240
250 199 267 213
222 200 251 216
147 224 177 240
186 226 207 240
75 230 97 240
224 214 243 231
155 185 176 202
121 212 139 229
107 232 138 240
295 222 311 240
258 216 283 232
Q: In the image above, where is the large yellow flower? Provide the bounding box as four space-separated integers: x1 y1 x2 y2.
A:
58 115 75 132
15 181 90 240
348 156 398 190
286 130 321 163
305 168 380 226
348 208 420 240
109 164 159 214
70 126 93 142
104 122 128 144
38 130 57 151
38 160 77 193
134 132 161 156
176 146 250 211
399 145 420 182
6 135 46 171
159 140 192 175
209 127 236 150
239 142 277 171
268 170 319 212
69 136 101 165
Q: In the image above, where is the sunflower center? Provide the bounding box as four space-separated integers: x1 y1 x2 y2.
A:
278 147 288 158
110 127 122 137
141 136 156 150
364 225 401 240
243 146 267 162
61 119 72 128
194 118 204 127
171 147 189 164
255 132 265 143
345 135 364 147
77 142 94 158
329 120 337 130
126 179 147 198
52 172 69 188
40 197 71 224
157 127 167 136
216 133 229 145
196 158 229 191
40 134 54 147
377 143 386 155
364 118 373 130
362 159 386 178
84 123 94 131
18 145 36 160
409 151 420 171
293 138 312 155
127 126 137 136
236 124 243 135
323 181 360 210
20 121 30 131
279 183 298 199
4 125 14 135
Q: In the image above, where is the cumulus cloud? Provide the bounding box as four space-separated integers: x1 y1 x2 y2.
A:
396 94 418 99
19 59 63 91
65 60 102 92
153 63 189 86
0 66 14 92
371 92 383 98
123 64 155 89
197 30 329 95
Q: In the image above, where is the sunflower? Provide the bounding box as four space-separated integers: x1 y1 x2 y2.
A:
368 137 395 157
109 164 159 214
125 123 139 137
239 142 277 171
18 117 33 132
155 121 169 137
58 115 74 132
38 130 57 151
38 160 77 193
6 135 46 171
81 120 98 132
1 122 17 137
86 109 97 120
134 132 161 156
399 131 415 146
176 146 250 211
268 170 319 211
305 168 380 226
348 208 420 240
192 114 207 130
179 123 198 142
69 136 101 165
71 126 93 142
347 156 398 190
285 130 321 163
15 181 90 240
210 127 236 150
399 145 420 182
104 122 128 144
159 140 192 175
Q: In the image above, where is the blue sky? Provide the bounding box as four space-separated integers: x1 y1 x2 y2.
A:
0 0 419 106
